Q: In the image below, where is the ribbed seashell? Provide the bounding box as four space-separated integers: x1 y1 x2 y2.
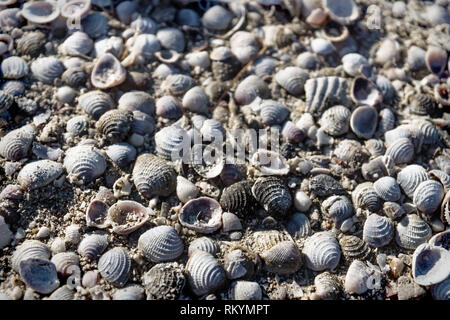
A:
397 165 429 199
132 153 177 197
21 1 60 24
17 160 63 190
138 226 183 263
201 5 232 30
130 15 158 33
60 31 93 56
1 56 28 79
118 91 155 116
0 33 13 56
412 243 450 286
234 75 270 105
219 180 255 218
63 145 107 185
352 182 382 212
363 214 394 247
395 215 432 250
185 250 226 296
314 272 342 300
322 0 359 25
96 110 133 143
91 53 126 89
322 195 353 225
0 90 13 113
51 252 80 277
156 96 183 119
16 31 46 57
56 86 77 104
163 74 195 96
48 285 74 300
230 31 259 65
260 241 302 275
377 108 396 135
108 200 150 235
229 281 262 300
384 126 412 146
93 36 124 58
425 46 447 75
142 262 185 300
385 138 414 165
363 139 384 158
344 260 372 294
1 80 25 97
98 247 131 288
78 90 114 120
252 176 292 218
248 230 290 255
250 149 289 176
319 105 351 136
113 285 144 300
441 190 450 225
286 213 312 239
303 232 341 271
132 110 155 136
154 125 187 160
375 75 395 103
65 224 81 245
407 45 426 70
259 100 290 126
275 67 309 96
156 28 185 53
351 77 382 107
304 76 348 117
373 176 401 202
383 201 405 220
182 86 210 114
0 124 35 160
19 258 59 295
253 56 276 77
12 240 50 272
342 53 367 77
82 12 109 39
413 180 444 215
431 277 450 300
179 197 222 234
62 67 86 88
77 234 109 261
188 237 219 257
339 235 371 261
105 143 136 167
31 57 65 84
309 174 345 198
434 84 450 107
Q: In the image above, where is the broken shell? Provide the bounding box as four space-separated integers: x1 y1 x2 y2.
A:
97 110 133 143
224 249 253 279
322 195 353 225
142 262 185 300
17 160 63 190
425 46 447 75
413 180 444 215
219 180 255 218
260 241 302 275
351 77 382 107
339 235 371 261
78 90 114 120
373 176 401 202
286 213 312 239
250 149 290 176
179 197 223 234
12 240 50 272
51 252 80 277
314 272 342 300
234 75 270 105
230 281 262 300
98 247 131 288
252 176 292 218
108 200 150 235
19 258 59 295
385 137 414 165
31 56 65 84
91 53 126 89
320 105 351 136
309 174 346 198
176 176 199 203
188 237 219 257
363 214 394 248
344 260 372 294
86 199 110 229
322 0 359 25
412 243 450 286
77 234 109 261
63 145 107 185
441 191 450 226
304 76 348 117
156 96 183 120
397 165 429 199
275 66 309 96
65 225 81 245
303 232 341 272
1 56 29 79
138 226 184 263
21 0 60 24
383 201 405 220
395 215 432 250
0 124 35 161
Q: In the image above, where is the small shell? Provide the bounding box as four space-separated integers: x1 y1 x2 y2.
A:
375 38 400 65
342 53 368 77
179 197 223 234
309 174 345 198
185 250 226 296
397 165 429 199
353 182 382 212
260 241 302 275
219 180 255 218
91 53 126 89
115 0 137 24
1 80 25 97
182 86 210 114
132 111 156 136
156 96 183 119
395 215 432 250
230 31 260 65
229 281 262 300
431 277 450 300
373 176 401 202
385 138 414 165
0 90 14 113
19 259 60 295
108 200 150 235
425 46 447 75
138 226 184 263
281 121 305 143
286 213 312 239
441 190 450 225
413 180 444 215
311 38 334 55
163 74 195 96
344 260 372 294
59 31 93 56
118 91 155 116
253 56 276 77
252 176 292 218
304 76 348 117
320 105 351 136
351 77 383 108
1 56 29 79
113 285 144 300
132 153 177 198
131 15 158 33
339 235 371 261
322 195 353 225
98 247 131 288
94 36 124 58
97 110 133 143
303 232 341 271
412 243 450 286
62 67 87 88
82 12 109 39
334 139 364 162
250 149 290 176
65 225 81 245
314 272 342 300
296 51 320 70
16 31 46 57
51 252 80 277
78 90 114 120
176 176 199 204
77 234 109 261
259 100 290 126
105 143 137 167
64 145 107 185
31 56 65 84
375 76 395 103
434 84 450 107
188 237 219 257
234 75 270 105
377 108 396 135
48 285 74 300
21 0 60 24
202 5 232 31
17 160 63 190
154 125 188 160
407 45 426 71
0 124 35 160
60 0 91 20
363 214 394 248
12 240 50 272
176 8 200 27
275 67 309 96
383 201 405 220
142 262 185 300
0 8 20 28
322 0 359 25
224 250 253 280
156 28 185 53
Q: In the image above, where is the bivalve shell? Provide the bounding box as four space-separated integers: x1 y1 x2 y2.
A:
314 272 342 300
234 75 270 105
78 90 114 120
0 124 35 161
98 247 131 287
201 5 232 31
431 277 450 300
51 252 80 277
118 91 155 116
105 143 136 168
339 235 371 261
322 0 359 25
21 1 60 24
309 174 346 198
259 100 290 126
385 138 414 165
112 285 144 300
275 67 309 96
108 200 150 235
63 145 107 185
1 56 29 79
224 249 253 280
188 237 219 257
351 77 382 107
344 260 372 294
220 180 255 218
286 213 312 239
413 180 444 215
395 215 432 250
304 76 348 117
16 31 46 57
229 281 262 300
143 262 185 300
77 234 109 261
321 195 353 225
182 86 210 114
350 106 378 139
412 243 450 286
179 197 222 234
320 105 351 136
250 149 290 176
17 160 63 190
60 31 93 56
91 53 126 89
163 74 195 96
12 240 50 272
97 110 133 143
31 57 64 84
363 214 394 248
19 259 59 295
252 176 292 218
156 96 183 120
260 241 302 275
48 286 74 300
397 165 429 199
138 226 184 263
373 176 401 202
303 232 341 272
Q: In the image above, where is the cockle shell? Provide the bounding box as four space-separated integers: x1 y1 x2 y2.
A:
179 197 223 234
0 124 35 160
113 285 145 300
156 96 183 120
185 250 226 296
163 74 195 96
250 149 290 176
65 225 81 245
413 180 444 215
143 262 185 300
19 259 60 295
188 237 219 257
97 110 133 143
344 260 372 294
21 0 60 24
260 241 302 275
252 176 292 218
82 12 109 39
0 90 13 113
230 31 260 65
118 91 155 116
303 232 341 271
138 226 184 263
425 46 447 75
322 0 359 25
182 86 210 114
350 106 378 139
60 31 93 56
157 28 185 53
105 143 136 167
1 56 29 79
363 214 394 248
77 234 109 261
98 247 131 287
395 215 432 250
1 80 25 97
176 176 199 204
385 138 414 165
412 243 450 286
12 240 50 272
253 56 276 77
286 213 312 238
51 252 80 277
48 285 74 300
78 90 114 120
219 180 255 218
339 235 371 261
314 272 342 300
31 57 65 84
322 195 353 225
320 105 351 136
304 76 348 117
64 145 107 185
275 67 309 96
131 15 158 33
373 176 401 202
108 200 150 235
234 75 270 105
281 121 305 143
132 153 177 197
62 67 87 88
342 53 367 77
154 125 188 160
230 281 262 300
309 174 345 197
259 100 290 126
441 190 450 225
201 5 232 31
377 108 396 135
333 139 364 162
16 31 46 57
431 277 450 300
17 160 63 190
94 36 124 58
91 53 126 89
397 165 429 199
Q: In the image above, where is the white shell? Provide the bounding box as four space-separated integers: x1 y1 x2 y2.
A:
230 31 259 64
303 231 341 271
202 5 232 31
63 145 107 185
320 105 351 136
1 56 29 79
344 260 372 294
322 0 359 25
275 66 309 96
385 137 414 165
413 180 445 215
0 124 35 161
342 53 368 77
138 226 184 263
60 31 93 56
250 149 289 176
230 281 262 300
412 243 450 286
154 125 188 160
91 53 126 89
176 176 199 203
12 240 50 272
397 165 429 199
51 252 80 277
182 86 210 114
98 247 131 287
17 160 63 190
78 234 109 261
373 176 401 202
31 56 65 84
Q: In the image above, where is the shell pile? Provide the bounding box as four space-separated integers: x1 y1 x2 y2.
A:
0 0 449 301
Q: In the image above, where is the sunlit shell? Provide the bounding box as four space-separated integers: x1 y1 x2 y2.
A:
397 165 429 199
1 56 29 79
431 277 450 300
375 38 400 65
377 108 396 136
48 285 74 300
65 224 81 245
349 106 378 139
320 105 351 136
138 226 184 263
0 8 20 28
353 182 382 212
303 231 341 271
31 57 65 84
175 176 198 204
156 96 183 120
395 215 432 250
16 31 46 57
201 5 232 30
223 249 253 280
384 125 412 146
182 86 210 114
91 53 126 89
51 252 80 277
339 235 371 261
253 56 276 77
219 180 255 218
132 110 155 136
108 200 150 235
250 149 290 176
363 214 394 248
19 258 60 295
188 237 219 257
281 121 305 143
60 31 93 56
314 272 342 300
98 247 131 288
230 281 262 300
78 90 114 120
425 46 447 75
86 199 109 228
12 240 50 272
333 139 364 163
118 91 155 116
311 38 334 55
434 83 450 107
259 100 290 126
275 67 309 96
93 36 124 58
234 75 270 105
1 80 25 97
304 76 348 117
63 145 107 185
322 195 353 225
344 260 372 294
17 160 63 190
154 125 188 160
157 28 185 53
0 124 35 161
286 213 312 239
179 197 223 234
373 176 401 202
105 143 136 168
96 110 133 143
77 234 109 261
385 138 414 165
62 67 87 88
322 0 359 25
163 74 195 96
143 262 185 300
342 53 367 77
82 12 109 39
441 190 450 225
60 0 91 20
260 241 302 275
130 15 158 33
309 174 345 198
21 0 60 24
412 243 450 286
230 31 260 65
413 180 444 215
252 176 292 218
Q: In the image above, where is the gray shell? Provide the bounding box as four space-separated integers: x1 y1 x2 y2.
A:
118 91 155 116
304 76 348 117
201 5 232 31
132 111 156 135
0 124 35 160
224 249 253 280
154 125 188 160
365 139 385 158
77 234 109 261
157 28 185 53
413 180 444 214
344 260 372 294
86 199 109 229
138 226 184 263
51 252 80 277
0 90 14 113
377 108 396 135
321 195 353 225
17 160 63 190
91 53 126 89
108 200 150 235
339 235 371 261
31 57 65 84
373 176 401 202
441 190 450 225
412 243 450 286
182 86 210 114
253 56 277 77
275 66 309 96
1 56 29 79
397 165 429 198
314 272 342 300
351 77 382 107
48 285 74 300
395 215 432 250
82 12 109 39
431 277 450 300
63 145 107 185
385 138 414 165
281 120 305 143
142 262 185 300
156 95 183 119
286 213 312 238
60 31 93 56
93 36 124 58
179 197 223 234
112 285 145 300
229 281 262 300
383 201 406 220
131 16 158 33
230 31 260 64
1 80 25 97
176 175 199 204
260 241 302 275
361 155 395 181
259 100 290 126
62 67 87 88
234 75 270 105
350 106 378 139
303 232 341 271
21 1 60 24
98 247 131 287
219 180 255 217
188 237 219 257
16 31 46 57
105 143 136 167
333 139 363 162
78 90 115 120
352 182 382 212
252 176 292 218
12 240 50 272
96 110 133 143
322 0 359 25
362 214 394 248
132 153 177 197
320 105 351 136
163 74 195 95
19 258 60 295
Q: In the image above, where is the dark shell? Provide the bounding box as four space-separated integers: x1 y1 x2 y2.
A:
62 67 87 88
96 110 133 143
142 262 185 300
309 174 346 197
219 180 256 218
16 31 46 57
251 176 292 218
339 235 371 261
0 90 14 114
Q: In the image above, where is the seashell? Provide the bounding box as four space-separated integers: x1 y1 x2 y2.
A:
250 149 289 176
48 285 74 300
182 86 210 114
108 200 150 235
377 108 396 135
154 125 188 160
86 199 110 228
82 12 109 39
96 110 133 143
31 57 65 84
344 260 372 294
385 138 414 165
185 51 210 69
434 84 450 107
98 247 131 288
51 252 80 277
260 241 302 275
179 197 222 234
375 76 395 103
131 15 158 33
311 38 334 55
156 28 185 53
219 163 243 187
429 230 450 251
395 215 432 250
342 53 367 77
321 20 349 43
407 45 426 71
77 234 109 261
78 90 114 120
1 80 25 97
202 5 232 31
363 214 394 248
0 90 14 113
65 225 81 245
339 235 371 261
322 0 359 25
383 201 405 220
1 56 29 79
132 153 177 197
352 182 382 212
93 36 124 58
63 145 107 185
60 0 91 20
319 105 351 136
113 285 145 300
176 8 200 27
0 124 35 160
322 195 353 225
333 139 364 162
138 226 184 263
19 259 59 294
17 160 63 190
375 38 400 65
281 121 305 143
21 0 60 24
176 176 199 204
219 180 255 218
412 243 450 286
397 165 429 199
0 184 23 201
230 281 262 300
163 74 195 96
314 272 342 300
424 4 450 26
56 86 77 104
234 75 270 105
351 77 382 107
286 213 312 239
309 174 345 198
115 0 137 24
122 34 160 66
224 249 253 280
416 120 441 146
253 56 276 77
259 100 290 126
12 240 50 272
425 46 447 75
413 180 444 215
0 8 20 28
275 67 309 96
62 67 87 88
441 191 450 225
132 110 155 136
60 31 93 56
230 31 260 65
188 237 218 257
304 76 348 117
296 51 320 70
156 96 183 120
252 176 292 218
118 91 155 116
431 277 450 300
91 53 126 89
142 262 185 300
16 31 46 57
303 231 341 271
105 143 136 167
373 176 401 202
185 250 226 296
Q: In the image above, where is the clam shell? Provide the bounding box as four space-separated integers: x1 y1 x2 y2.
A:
19 258 60 295
234 75 270 105
188 237 219 257
16 31 46 57
224 249 253 280
344 260 372 294
377 108 396 135
220 163 243 187
314 272 342 300
179 197 223 234
132 110 155 136
51 252 80 277
413 180 444 215
62 67 87 88
0 90 14 113
202 5 232 31
77 234 109 261
12 240 50 272
176 8 200 27
309 174 345 198
132 153 177 197
260 241 302 275
416 119 441 146
334 139 364 162
143 262 185 300
60 0 91 20
375 75 395 103
0 124 35 160
322 195 353 225
397 165 429 199
252 176 292 218
342 53 368 77
105 143 136 168
1 80 25 97
48 285 74 300
311 38 334 55
176 176 199 204
63 145 107 185
138 226 184 263
17 160 63 190
383 201 405 220
156 96 183 119
98 247 131 287
21 1 60 24
65 225 81 245
112 285 144 300
131 15 158 33
91 53 126 89
163 74 195 96
94 36 124 58
253 56 276 77
351 77 382 107
412 243 450 286
296 51 320 70
281 120 305 143
108 200 150 235
230 31 260 64
395 215 432 250
31 56 65 84
259 100 290 126
304 76 348 117
320 105 351 136
352 181 381 211
250 149 290 176
426 46 447 75
230 281 262 300
431 277 450 300
157 28 185 53
303 232 341 271
82 12 109 39
86 199 110 229
219 180 255 218
182 86 210 114
385 137 414 165
322 0 359 25
154 125 188 160
60 31 93 56
363 214 394 248
350 106 378 139
78 90 114 120
286 213 312 239
118 91 155 116
1 56 29 79
275 66 309 96
97 110 133 143
339 235 371 261
373 176 401 202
